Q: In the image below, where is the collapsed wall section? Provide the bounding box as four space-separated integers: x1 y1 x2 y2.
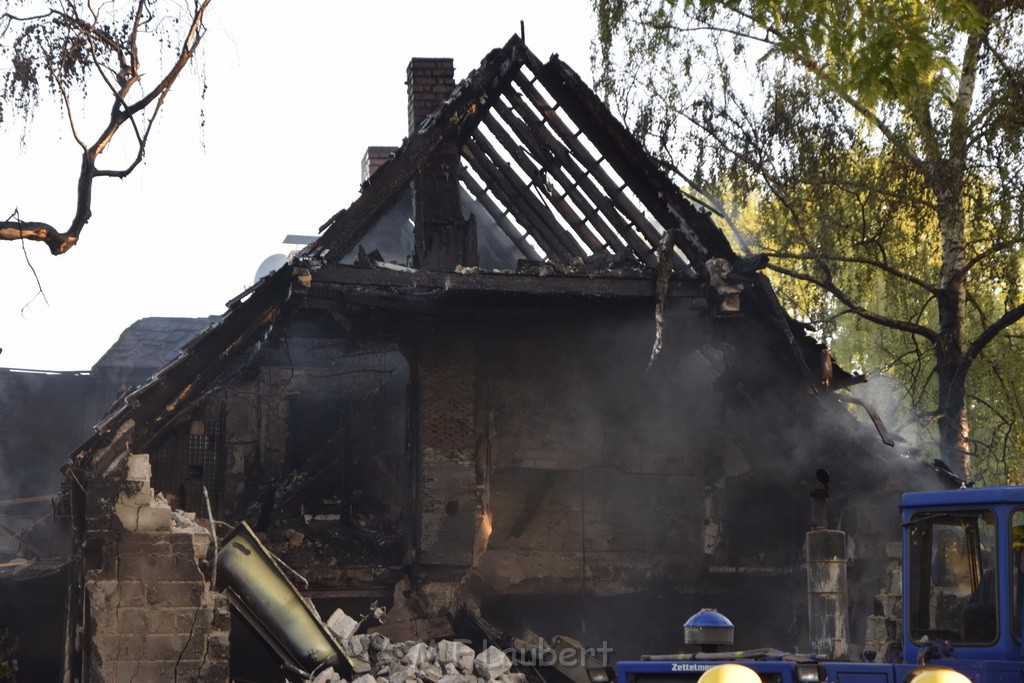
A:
77 452 229 682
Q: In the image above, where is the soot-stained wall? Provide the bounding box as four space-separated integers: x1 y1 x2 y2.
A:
461 302 896 657
137 288 915 662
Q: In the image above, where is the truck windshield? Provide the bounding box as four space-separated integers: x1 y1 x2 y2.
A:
907 508 997 645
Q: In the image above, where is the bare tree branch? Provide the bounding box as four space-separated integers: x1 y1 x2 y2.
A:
768 261 938 340
1 0 213 255
766 250 939 294
962 302 1024 371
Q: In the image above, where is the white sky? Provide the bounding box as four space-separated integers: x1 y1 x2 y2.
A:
0 1 597 371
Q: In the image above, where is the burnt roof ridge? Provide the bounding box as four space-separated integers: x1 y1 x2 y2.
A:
531 50 736 268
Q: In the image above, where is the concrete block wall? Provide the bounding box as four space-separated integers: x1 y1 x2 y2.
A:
83 453 229 682
475 321 714 595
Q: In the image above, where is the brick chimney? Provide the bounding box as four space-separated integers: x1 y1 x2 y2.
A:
406 58 477 270
407 58 455 133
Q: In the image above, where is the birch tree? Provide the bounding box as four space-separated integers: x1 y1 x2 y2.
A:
595 0 1024 479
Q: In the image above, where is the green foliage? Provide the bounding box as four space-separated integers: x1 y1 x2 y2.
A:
595 0 1024 480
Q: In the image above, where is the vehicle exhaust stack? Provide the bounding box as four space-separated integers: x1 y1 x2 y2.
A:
806 469 849 659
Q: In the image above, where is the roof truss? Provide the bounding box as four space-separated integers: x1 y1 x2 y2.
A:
307 35 736 276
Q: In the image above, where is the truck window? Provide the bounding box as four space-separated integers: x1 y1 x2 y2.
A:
907 509 997 645
1010 509 1024 642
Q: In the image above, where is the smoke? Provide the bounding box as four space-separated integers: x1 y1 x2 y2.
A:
470 301 939 658
0 368 97 501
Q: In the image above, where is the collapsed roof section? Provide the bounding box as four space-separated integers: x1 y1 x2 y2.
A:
307 35 734 275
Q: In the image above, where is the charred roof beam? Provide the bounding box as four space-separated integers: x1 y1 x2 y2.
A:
511 73 677 271
496 89 667 269
462 137 583 262
488 100 630 259
478 113 606 255
526 53 738 273
459 169 544 261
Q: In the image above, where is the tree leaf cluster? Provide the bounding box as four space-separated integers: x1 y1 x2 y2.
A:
595 0 1024 481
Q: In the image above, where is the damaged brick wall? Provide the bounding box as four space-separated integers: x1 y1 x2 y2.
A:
475 309 715 594
415 334 479 568
77 453 229 681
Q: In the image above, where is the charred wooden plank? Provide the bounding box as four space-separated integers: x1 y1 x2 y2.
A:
489 99 629 258
512 72 676 266
310 263 703 300
503 81 673 268
76 266 298 468
466 134 586 260
495 91 660 267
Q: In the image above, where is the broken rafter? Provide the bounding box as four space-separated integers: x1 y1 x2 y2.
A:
478 112 606 254
511 73 672 270
79 266 299 468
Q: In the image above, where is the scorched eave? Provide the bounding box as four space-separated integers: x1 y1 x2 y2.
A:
306 262 706 302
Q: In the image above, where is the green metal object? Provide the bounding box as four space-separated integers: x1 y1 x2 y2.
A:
217 521 346 675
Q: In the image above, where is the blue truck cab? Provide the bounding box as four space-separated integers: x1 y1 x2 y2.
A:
615 487 1024 683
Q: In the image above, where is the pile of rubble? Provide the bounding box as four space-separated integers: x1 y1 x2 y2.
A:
312 609 524 683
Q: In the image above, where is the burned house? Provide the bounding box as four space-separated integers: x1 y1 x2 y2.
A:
62 36 924 682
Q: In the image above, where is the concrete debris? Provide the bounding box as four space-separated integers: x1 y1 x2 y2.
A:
473 646 513 680
402 642 434 667
437 639 475 673
328 608 360 640
316 634 524 683
342 634 373 673
284 527 306 550
313 667 346 683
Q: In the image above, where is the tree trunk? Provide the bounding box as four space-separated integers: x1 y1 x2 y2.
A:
933 177 971 478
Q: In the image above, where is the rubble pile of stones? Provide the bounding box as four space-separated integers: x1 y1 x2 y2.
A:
311 610 525 683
